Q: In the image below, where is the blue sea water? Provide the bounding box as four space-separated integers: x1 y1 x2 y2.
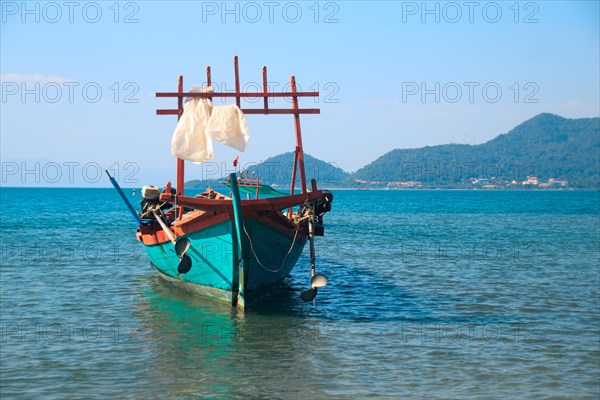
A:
0 188 599 399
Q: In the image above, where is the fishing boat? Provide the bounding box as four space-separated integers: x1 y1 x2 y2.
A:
107 57 333 310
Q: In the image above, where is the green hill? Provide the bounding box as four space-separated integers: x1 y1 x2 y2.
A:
186 152 348 189
352 113 600 188
186 114 599 189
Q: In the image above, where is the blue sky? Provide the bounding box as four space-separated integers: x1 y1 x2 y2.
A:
1 1 599 186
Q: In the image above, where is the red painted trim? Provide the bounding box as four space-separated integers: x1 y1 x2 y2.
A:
139 211 231 246
159 190 323 213
255 210 307 239
139 208 305 246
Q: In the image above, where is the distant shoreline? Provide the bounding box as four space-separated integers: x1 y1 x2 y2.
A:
323 187 600 191
314 187 600 191
1 186 599 191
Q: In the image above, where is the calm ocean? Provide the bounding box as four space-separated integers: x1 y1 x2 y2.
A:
1 188 599 399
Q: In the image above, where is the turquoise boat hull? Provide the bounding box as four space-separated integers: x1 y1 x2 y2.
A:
143 218 306 302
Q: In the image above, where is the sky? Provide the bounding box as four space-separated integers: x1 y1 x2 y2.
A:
1 0 599 187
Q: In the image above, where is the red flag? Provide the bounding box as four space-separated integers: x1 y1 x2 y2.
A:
233 156 239 167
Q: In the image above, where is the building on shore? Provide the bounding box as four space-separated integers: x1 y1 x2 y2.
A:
539 178 569 188
522 176 539 185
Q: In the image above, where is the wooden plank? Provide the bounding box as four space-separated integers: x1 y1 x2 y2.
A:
159 190 323 212
156 109 179 115
156 108 320 115
156 92 319 98
242 108 320 114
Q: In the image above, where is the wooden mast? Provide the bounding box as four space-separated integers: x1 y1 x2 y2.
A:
262 66 269 112
290 75 307 194
176 75 184 220
234 56 241 108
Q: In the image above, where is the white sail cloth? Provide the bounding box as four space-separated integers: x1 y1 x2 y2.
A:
171 86 249 163
171 87 214 162
207 105 249 152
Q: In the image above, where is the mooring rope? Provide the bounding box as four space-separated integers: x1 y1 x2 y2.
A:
243 222 302 273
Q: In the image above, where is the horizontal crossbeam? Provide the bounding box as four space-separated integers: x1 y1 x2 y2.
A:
156 108 320 115
156 91 318 98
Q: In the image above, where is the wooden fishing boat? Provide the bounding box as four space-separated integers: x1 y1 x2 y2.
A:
108 57 332 310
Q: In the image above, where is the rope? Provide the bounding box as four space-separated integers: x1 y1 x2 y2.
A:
243 222 301 273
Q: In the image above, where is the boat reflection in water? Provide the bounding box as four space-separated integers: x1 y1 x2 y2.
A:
135 275 337 398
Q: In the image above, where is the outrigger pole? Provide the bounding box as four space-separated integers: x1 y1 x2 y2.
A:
105 170 140 224
156 56 320 220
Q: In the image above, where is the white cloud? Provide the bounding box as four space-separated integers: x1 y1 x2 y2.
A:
564 100 583 110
